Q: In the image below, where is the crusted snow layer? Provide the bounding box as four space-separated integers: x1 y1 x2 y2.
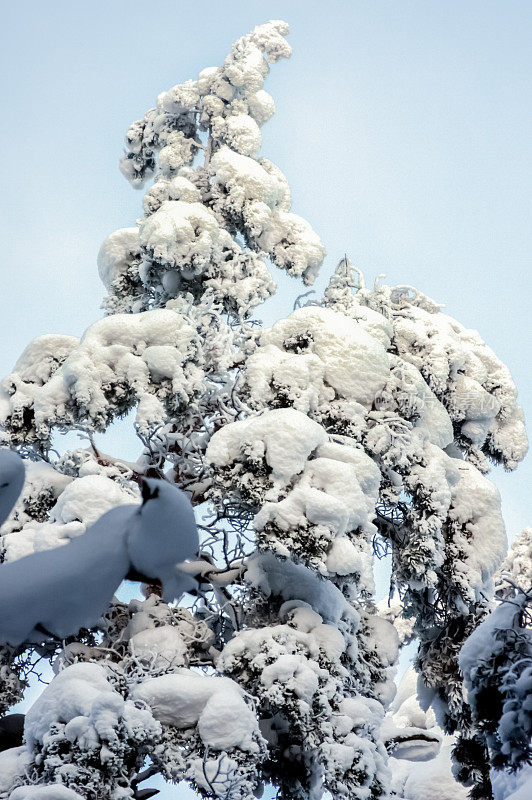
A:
119 176 278 313
302 457 371 530
254 443 377 533
346 302 394 348
0 746 30 796
97 226 140 290
0 450 25 531
0 335 78 445
495 527 532 596
51 474 131 527
254 485 350 541
140 200 230 273
210 146 290 214
0 479 198 645
257 209 325 284
213 113 262 157
245 552 358 625
24 662 159 750
248 89 276 125
9 786 85 800
316 441 381 505
131 670 261 752
1 309 204 442
459 600 517 687
367 614 399 670
387 356 454 449
245 306 390 411
390 301 528 470
325 536 366 576
381 666 442 762
253 439 382 576
206 407 328 489
1 459 72 535
2 474 133 561
143 175 202 214
400 442 507 606
116 19 324 301
2 335 79 389
389 743 469 800
323 265 527 471
208 144 324 286
216 602 390 799
447 459 507 591
218 608 347 687
129 625 189 671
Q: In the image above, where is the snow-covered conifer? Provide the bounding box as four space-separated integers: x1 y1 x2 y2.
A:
460 587 532 775
495 527 532 599
458 527 532 792
0 21 528 800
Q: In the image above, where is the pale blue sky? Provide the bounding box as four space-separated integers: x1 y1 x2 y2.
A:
1 0 530 536
1 2 531 796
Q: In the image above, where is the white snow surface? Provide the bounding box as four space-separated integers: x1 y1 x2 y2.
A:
0 479 198 645
316 441 381 505
390 301 528 470
218 607 347 689
245 306 390 411
0 450 25 528
97 226 140 290
24 661 160 755
493 765 532 800
2 474 133 561
2 335 79 389
127 478 199 600
386 668 467 797
1 459 72 535
131 670 261 752
0 746 30 796
256 209 325 284
448 458 507 587
129 625 189 671
376 595 416 646
1 18 528 800
206 407 328 491
459 599 517 688
245 552 357 625
383 666 441 762
0 309 204 441
389 743 469 800
495 527 532 596
210 146 290 213
139 200 229 274
0 504 133 645
253 439 382 576
9 787 85 800
0 335 79 446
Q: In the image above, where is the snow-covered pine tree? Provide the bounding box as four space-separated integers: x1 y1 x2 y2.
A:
0 20 528 800
459 530 532 797
495 527 532 600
